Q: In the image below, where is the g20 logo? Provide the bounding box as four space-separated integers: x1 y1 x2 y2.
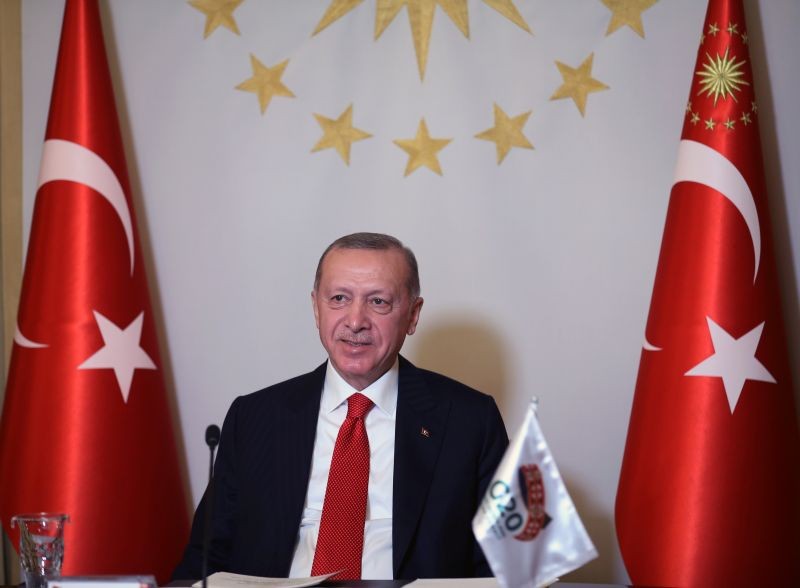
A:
489 479 524 534
489 464 548 541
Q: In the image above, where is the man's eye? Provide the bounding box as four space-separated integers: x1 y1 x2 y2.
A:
370 298 392 313
331 294 346 303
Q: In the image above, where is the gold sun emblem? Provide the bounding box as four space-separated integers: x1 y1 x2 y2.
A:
696 47 749 105
313 0 531 80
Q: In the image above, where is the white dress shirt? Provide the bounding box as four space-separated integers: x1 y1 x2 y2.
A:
288 359 397 579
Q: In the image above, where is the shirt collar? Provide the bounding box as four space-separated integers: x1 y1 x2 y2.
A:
322 358 399 418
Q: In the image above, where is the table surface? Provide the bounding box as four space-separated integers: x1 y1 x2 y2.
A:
319 580 632 588
3 583 640 588
167 581 640 587
0 580 645 588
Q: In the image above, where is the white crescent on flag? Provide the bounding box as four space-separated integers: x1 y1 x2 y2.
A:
673 139 761 283
38 138 135 275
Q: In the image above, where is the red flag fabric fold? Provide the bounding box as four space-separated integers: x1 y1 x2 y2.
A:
615 0 800 585
0 0 188 582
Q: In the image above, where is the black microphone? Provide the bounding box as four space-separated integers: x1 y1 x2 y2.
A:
201 425 221 588
206 424 221 449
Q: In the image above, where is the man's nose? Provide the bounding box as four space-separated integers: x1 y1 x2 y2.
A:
345 301 370 331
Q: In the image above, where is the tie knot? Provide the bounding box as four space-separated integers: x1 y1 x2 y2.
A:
347 393 374 419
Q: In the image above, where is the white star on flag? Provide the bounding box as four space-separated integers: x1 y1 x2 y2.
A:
78 310 157 403
685 316 775 413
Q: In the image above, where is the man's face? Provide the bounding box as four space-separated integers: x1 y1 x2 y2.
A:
312 247 423 390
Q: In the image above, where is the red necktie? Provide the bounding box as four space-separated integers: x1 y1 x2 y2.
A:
311 392 374 580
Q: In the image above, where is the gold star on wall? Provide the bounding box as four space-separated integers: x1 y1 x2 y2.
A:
313 0 531 80
235 55 295 115
475 104 533 164
394 118 452 176
188 0 244 38
550 53 609 117
482 0 532 33
311 104 372 165
600 0 658 38
313 0 363 38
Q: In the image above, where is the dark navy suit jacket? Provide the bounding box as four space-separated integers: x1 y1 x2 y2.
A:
173 356 508 580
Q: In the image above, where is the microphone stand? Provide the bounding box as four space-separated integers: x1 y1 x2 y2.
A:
202 424 220 588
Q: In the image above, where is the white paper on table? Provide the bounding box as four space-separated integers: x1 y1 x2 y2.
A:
191 571 338 588
405 579 501 587
49 577 155 588
50 582 146 588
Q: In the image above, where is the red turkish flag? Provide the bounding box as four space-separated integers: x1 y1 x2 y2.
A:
0 0 188 582
615 0 800 585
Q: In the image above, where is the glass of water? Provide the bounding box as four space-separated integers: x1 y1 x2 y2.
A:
10 513 69 588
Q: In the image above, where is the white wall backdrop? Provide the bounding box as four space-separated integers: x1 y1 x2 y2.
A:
20 0 800 582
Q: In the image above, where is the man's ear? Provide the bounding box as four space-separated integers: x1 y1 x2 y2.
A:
406 297 424 335
311 290 320 329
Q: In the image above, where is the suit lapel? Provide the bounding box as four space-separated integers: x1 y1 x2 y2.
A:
270 362 326 572
392 357 451 575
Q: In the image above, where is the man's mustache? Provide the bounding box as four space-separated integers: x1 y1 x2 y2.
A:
337 333 373 345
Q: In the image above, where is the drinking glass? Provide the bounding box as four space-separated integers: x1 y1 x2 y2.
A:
10 513 69 588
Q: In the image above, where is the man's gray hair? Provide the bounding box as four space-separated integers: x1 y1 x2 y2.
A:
314 232 420 300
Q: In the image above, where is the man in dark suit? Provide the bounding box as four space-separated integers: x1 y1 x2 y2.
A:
173 233 508 580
